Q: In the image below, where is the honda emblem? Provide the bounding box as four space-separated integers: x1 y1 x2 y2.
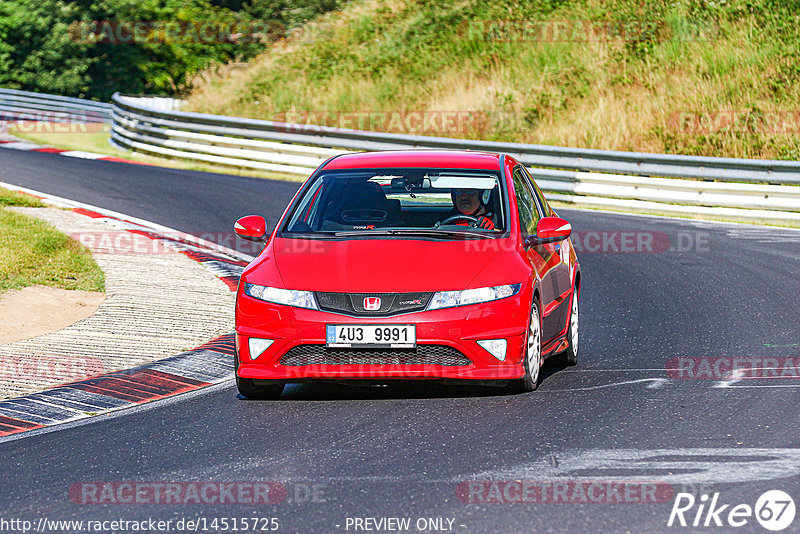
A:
363 297 381 311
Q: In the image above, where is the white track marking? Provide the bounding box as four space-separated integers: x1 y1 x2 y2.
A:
712 383 800 389
0 181 255 262
474 449 800 484
542 377 670 391
712 368 747 388
713 366 800 388
59 150 106 160
1 141 44 150
558 368 669 372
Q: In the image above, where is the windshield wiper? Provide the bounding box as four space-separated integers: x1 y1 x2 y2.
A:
331 228 493 239
389 228 494 239
283 232 341 239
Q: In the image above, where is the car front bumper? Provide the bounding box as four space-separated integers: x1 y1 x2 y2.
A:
235 289 530 382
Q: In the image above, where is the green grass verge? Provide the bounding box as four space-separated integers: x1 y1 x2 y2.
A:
0 188 105 294
0 188 45 208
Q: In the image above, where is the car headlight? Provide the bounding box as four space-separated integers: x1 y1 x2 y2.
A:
244 283 318 310
427 284 521 311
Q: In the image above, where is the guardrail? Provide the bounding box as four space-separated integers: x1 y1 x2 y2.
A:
109 93 800 222
0 88 111 123
2 89 799 222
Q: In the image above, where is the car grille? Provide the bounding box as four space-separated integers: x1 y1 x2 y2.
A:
315 291 433 317
280 345 471 367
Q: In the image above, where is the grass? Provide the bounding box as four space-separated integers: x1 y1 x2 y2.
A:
186 0 800 160
0 187 45 208
0 187 105 294
8 126 305 182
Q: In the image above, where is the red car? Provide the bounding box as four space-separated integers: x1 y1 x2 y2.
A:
233 150 580 398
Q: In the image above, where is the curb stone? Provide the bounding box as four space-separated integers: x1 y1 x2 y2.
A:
0 188 255 439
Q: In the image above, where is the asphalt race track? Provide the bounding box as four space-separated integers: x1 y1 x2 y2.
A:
2 148 800 533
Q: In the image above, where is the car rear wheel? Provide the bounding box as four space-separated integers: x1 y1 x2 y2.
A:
236 375 285 400
519 299 542 392
563 284 579 366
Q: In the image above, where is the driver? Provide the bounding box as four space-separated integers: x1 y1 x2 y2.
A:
445 189 496 230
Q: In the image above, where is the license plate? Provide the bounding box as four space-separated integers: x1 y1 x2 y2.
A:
326 324 416 348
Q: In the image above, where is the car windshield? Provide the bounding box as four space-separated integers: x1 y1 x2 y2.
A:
283 168 506 238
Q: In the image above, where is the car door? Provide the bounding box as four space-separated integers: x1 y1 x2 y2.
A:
523 167 572 339
512 166 562 344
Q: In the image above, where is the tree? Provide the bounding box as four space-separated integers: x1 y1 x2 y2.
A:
0 0 94 96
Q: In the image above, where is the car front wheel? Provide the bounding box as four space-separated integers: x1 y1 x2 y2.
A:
236 375 285 400
563 284 579 366
235 351 284 399
519 299 542 392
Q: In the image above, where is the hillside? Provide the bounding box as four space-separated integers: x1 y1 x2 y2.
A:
186 0 800 160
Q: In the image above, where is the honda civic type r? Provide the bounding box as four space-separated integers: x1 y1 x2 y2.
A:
233 150 580 399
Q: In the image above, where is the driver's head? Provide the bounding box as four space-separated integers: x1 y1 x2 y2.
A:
452 189 483 215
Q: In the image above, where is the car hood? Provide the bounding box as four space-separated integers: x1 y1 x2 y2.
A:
270 237 501 293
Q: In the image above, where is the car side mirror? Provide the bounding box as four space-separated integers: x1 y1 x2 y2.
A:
525 216 572 247
234 215 268 242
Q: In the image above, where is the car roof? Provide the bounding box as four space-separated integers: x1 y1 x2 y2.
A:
321 150 503 171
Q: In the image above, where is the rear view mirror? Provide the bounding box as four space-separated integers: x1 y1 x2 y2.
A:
391 177 431 190
234 215 268 242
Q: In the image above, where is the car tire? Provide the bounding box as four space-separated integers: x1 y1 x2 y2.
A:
563 284 579 366
519 298 542 392
236 375 285 400
234 350 284 399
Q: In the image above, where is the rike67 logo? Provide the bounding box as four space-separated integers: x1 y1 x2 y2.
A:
668 490 796 531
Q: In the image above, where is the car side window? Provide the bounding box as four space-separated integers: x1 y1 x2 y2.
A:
521 167 551 217
512 167 539 236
